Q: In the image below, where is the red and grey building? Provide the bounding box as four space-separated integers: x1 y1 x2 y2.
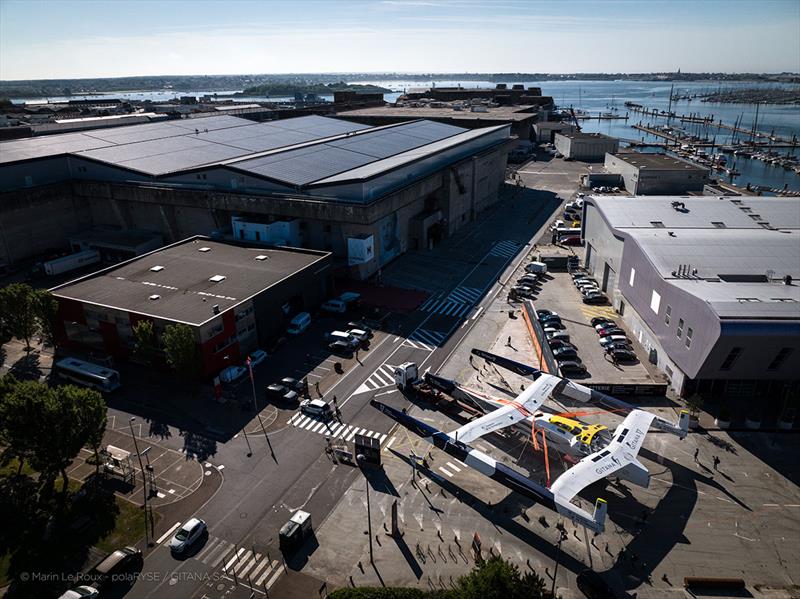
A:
50 236 331 376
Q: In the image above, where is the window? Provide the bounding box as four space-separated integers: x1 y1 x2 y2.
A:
685 327 693 348
771 298 797 303
665 305 672 326
650 221 665 228
629 268 636 287
720 347 743 371
736 297 762 303
650 290 661 314
255 231 261 241
711 221 726 228
676 318 684 338
767 348 793 371
239 229 245 239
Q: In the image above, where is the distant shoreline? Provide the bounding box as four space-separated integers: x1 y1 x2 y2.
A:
1 73 796 100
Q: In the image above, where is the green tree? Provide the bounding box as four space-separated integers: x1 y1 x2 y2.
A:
33 289 59 347
0 380 106 498
451 555 547 599
132 320 158 366
0 283 38 351
163 323 201 381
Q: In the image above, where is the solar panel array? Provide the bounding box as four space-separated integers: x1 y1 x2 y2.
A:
231 120 467 185
0 114 371 175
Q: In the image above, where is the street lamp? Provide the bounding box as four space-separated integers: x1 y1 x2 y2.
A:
356 453 373 564
129 417 151 546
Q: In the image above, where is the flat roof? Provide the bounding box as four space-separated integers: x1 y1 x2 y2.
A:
557 131 617 141
612 151 708 171
51 238 329 326
588 195 800 230
339 104 538 122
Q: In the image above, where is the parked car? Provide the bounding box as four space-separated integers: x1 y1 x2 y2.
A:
59 587 99 599
339 291 362 306
608 348 638 363
559 235 582 246
559 361 587 376
599 335 629 347
512 285 535 298
348 328 371 343
576 568 616 599
583 293 609 305
170 517 207 554
219 366 246 384
598 327 626 338
546 331 570 342
249 349 268 367
517 274 539 286
543 323 565 333
280 377 304 392
591 316 615 327
327 330 360 349
347 322 373 337
321 299 347 313
548 340 577 351
553 347 579 361
328 340 355 356
525 261 548 274
536 309 558 319
88 546 142 586
300 399 333 419
604 341 633 353
287 312 311 335
594 321 617 331
539 314 562 325
266 383 299 403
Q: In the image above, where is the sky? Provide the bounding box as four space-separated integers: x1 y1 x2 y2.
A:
1 0 798 80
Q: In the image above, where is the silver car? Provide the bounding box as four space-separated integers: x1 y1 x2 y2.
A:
170 517 207 554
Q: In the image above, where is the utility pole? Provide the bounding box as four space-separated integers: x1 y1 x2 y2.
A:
129 417 150 546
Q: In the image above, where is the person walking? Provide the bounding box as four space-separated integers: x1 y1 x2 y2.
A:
693 447 699 463
713 455 720 470
315 380 321 397
506 335 512 347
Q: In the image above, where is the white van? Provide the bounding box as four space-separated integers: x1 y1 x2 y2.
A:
525 261 548 274
287 312 311 335
321 299 347 313
328 330 357 345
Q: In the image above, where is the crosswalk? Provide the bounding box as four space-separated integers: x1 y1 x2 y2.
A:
488 240 520 260
580 305 617 320
404 328 446 351
445 285 483 304
287 413 388 444
354 363 397 394
418 299 471 318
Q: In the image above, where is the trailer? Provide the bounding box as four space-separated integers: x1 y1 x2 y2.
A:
43 249 100 276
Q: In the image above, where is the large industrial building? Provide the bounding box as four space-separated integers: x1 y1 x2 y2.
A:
50 237 331 376
582 195 800 403
0 113 512 279
603 151 710 195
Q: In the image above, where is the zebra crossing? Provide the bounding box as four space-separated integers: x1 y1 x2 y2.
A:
354 363 397 394
445 285 483 304
404 328 446 351
287 412 388 444
488 240 520 260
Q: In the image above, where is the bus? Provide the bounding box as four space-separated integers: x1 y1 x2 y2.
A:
54 358 121 392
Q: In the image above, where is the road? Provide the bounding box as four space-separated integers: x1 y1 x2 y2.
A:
119 165 573 599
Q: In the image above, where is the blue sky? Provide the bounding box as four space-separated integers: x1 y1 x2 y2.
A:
1 0 798 80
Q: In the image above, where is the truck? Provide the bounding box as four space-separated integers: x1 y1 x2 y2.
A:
44 249 100 276
393 362 446 403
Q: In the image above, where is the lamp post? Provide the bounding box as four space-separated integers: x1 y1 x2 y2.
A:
356 453 373 564
129 417 150 546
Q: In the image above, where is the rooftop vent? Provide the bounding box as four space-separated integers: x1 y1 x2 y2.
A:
212 304 220 314
198 247 212 252
150 265 164 272
711 222 726 229
255 255 268 261
209 275 226 283
149 294 160 301
650 221 665 228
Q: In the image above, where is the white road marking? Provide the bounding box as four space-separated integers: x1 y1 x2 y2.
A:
207 541 234 567
223 547 247 572
439 467 454 477
255 559 280 586
156 521 182 545
471 307 484 320
266 564 285 589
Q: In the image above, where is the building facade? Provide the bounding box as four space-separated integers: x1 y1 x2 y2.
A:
582 196 800 404
554 132 619 161
604 152 710 195
0 114 512 280
51 237 332 377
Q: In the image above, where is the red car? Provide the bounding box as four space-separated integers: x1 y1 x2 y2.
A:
559 235 582 246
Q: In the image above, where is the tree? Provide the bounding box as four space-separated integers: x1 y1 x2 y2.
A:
0 283 38 351
0 380 106 498
451 555 547 599
163 323 201 381
132 320 158 366
33 289 59 347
